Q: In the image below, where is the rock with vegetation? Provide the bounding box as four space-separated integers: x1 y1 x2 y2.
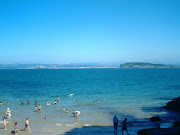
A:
120 62 174 68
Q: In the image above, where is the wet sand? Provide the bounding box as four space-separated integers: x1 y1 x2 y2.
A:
0 120 164 135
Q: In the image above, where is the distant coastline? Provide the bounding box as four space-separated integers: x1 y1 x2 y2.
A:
0 62 179 69
120 62 179 68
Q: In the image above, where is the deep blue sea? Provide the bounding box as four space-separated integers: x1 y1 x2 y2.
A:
0 68 180 127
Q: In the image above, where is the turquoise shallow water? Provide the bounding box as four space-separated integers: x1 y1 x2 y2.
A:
0 68 180 126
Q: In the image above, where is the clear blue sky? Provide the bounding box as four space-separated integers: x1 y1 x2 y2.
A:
0 0 179 64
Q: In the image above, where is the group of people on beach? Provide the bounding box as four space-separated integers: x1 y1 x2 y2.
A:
0 95 104 134
1 105 31 133
113 116 129 135
1 96 82 134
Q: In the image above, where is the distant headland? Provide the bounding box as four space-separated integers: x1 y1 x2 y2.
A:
120 62 179 68
0 62 179 69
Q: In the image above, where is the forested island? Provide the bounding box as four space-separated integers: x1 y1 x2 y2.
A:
120 62 177 68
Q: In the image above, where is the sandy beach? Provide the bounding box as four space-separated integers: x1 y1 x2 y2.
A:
0 114 175 135
0 122 157 135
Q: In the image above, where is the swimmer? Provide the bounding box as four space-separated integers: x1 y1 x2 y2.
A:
70 93 74 96
3 117 6 129
63 107 66 111
6 108 11 120
38 104 41 112
65 109 68 112
57 97 60 101
73 98 75 101
77 99 78 102
0 102 2 105
24 118 31 132
21 102 24 105
14 122 18 133
6 102 9 105
54 100 57 105
93 102 95 104
44 116 48 119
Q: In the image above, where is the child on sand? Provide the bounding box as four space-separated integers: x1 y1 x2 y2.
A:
3 117 6 129
14 122 18 133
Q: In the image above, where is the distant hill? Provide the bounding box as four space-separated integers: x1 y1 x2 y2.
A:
0 62 178 69
120 62 175 68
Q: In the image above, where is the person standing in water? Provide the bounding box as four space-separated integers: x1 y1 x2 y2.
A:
113 116 118 133
35 100 38 111
35 105 37 111
54 100 57 105
27 99 30 104
35 100 37 106
3 117 6 129
73 111 80 117
122 118 129 135
63 107 66 111
24 118 31 132
38 104 41 112
46 100 50 105
6 108 11 120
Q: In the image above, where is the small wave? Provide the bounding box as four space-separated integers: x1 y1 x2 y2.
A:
65 124 74 126
56 123 62 126
84 124 91 126
0 121 11 124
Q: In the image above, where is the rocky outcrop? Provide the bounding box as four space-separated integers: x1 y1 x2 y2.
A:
150 116 160 122
173 121 180 127
164 97 180 112
137 127 180 135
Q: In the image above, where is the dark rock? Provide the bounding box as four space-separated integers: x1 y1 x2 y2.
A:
137 127 180 135
173 121 180 127
164 97 180 112
150 116 160 122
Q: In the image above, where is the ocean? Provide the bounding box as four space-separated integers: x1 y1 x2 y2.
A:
0 68 180 134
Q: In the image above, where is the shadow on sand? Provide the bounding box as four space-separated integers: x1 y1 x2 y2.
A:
63 126 123 135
